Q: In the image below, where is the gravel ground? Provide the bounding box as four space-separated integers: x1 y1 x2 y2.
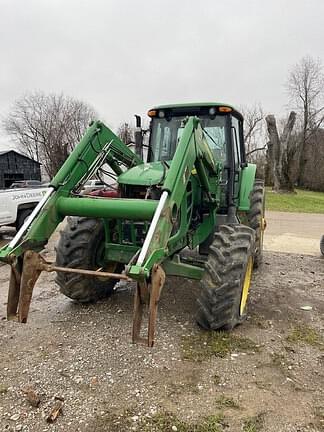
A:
0 236 323 431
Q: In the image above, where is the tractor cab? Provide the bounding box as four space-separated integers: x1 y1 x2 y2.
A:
147 103 247 173
142 103 249 216
119 103 252 218
147 103 244 167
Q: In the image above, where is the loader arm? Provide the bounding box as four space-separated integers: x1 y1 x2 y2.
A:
128 116 222 280
130 116 222 345
0 116 223 347
0 120 145 325
0 120 143 262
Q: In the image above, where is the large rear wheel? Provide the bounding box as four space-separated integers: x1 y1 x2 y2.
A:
55 217 122 302
247 180 266 268
320 235 324 256
196 224 255 330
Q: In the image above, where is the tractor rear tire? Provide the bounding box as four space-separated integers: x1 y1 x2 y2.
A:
196 224 255 331
320 235 324 256
247 180 265 268
55 217 122 302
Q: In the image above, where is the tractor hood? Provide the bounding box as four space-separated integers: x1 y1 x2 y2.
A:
118 162 166 186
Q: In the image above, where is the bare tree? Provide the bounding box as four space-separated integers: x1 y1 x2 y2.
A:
286 55 324 184
238 104 267 178
3 92 96 178
266 112 297 192
240 104 265 157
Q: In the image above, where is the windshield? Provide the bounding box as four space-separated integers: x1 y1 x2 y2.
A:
149 115 228 163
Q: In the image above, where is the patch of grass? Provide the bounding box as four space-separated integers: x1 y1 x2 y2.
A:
215 395 240 409
142 412 226 432
194 413 227 432
213 374 221 385
94 411 131 432
270 352 286 367
140 412 186 432
254 380 272 391
95 410 226 432
268 352 293 376
250 316 269 330
286 325 323 348
314 406 324 429
181 331 259 362
266 188 324 213
0 384 8 394
243 413 265 432
167 380 199 396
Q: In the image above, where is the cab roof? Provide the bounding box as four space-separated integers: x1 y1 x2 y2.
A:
150 102 243 121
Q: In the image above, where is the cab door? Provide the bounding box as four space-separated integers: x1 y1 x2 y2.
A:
231 115 244 205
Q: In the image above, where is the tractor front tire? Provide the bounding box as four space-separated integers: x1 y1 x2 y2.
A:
247 180 265 268
55 217 122 302
196 224 255 330
16 208 33 231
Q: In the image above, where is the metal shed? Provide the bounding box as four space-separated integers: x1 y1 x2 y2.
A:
0 150 41 189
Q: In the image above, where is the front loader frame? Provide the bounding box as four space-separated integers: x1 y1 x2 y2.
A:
0 115 255 346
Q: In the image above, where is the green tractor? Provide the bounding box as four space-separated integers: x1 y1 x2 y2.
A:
0 103 266 346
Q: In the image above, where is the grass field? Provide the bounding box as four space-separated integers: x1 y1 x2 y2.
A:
266 188 324 213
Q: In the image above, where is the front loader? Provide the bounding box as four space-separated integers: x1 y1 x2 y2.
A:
0 103 266 346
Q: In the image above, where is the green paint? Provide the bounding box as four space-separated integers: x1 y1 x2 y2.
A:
238 163 256 211
57 197 157 220
0 103 257 291
118 161 165 186
105 243 139 263
162 256 204 279
134 116 222 276
0 120 143 261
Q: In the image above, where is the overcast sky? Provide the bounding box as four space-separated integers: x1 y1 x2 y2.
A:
1 0 323 150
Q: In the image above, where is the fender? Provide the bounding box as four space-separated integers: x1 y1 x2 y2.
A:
238 163 256 211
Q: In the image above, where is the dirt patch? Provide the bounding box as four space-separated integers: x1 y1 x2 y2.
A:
264 211 324 255
0 250 323 431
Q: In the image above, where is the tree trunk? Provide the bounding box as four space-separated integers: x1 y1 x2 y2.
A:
265 141 274 186
265 112 297 193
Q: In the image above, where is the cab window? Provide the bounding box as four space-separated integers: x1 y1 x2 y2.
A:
202 117 227 164
149 115 228 164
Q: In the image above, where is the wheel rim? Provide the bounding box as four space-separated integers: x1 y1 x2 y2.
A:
260 190 266 248
240 256 253 315
261 217 267 231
